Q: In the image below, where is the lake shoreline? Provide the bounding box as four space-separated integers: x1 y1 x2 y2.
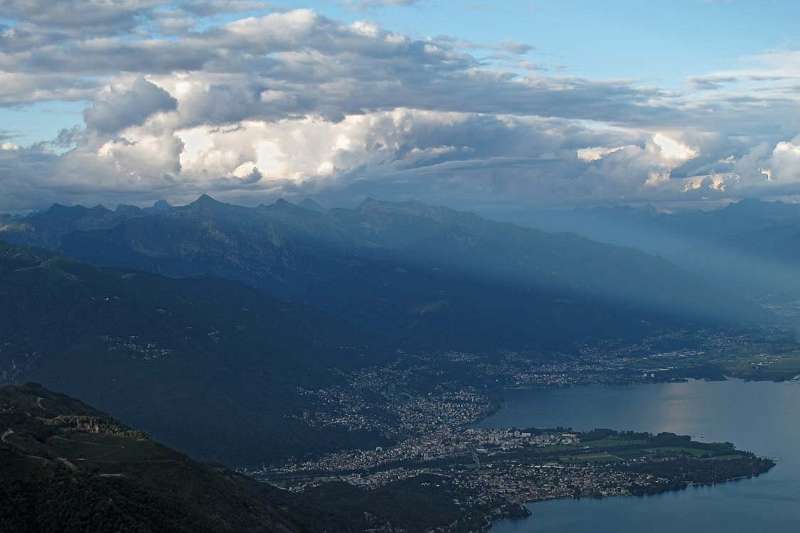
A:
484 379 800 532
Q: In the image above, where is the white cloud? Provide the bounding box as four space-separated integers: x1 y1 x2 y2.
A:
651 133 698 163
577 146 626 162
767 138 800 182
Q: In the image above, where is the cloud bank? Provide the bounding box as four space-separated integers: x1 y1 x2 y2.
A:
1 1 800 210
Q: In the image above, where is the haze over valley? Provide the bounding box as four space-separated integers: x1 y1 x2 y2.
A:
3 1 800 532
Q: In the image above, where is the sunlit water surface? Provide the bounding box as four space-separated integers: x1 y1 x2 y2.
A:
478 379 800 532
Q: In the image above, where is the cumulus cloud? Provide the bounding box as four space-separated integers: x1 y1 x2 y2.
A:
771 139 800 177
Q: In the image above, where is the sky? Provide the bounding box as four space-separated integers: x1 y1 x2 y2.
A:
2 0 800 211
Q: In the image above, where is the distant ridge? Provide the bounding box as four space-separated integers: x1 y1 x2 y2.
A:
512 198 800 304
0 194 764 355
299 198 326 212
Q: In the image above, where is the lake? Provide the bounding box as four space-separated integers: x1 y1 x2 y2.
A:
478 379 800 532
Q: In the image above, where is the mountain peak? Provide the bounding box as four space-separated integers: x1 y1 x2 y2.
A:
44 203 87 215
36 203 108 224
260 198 304 213
193 193 221 205
187 194 227 210
299 198 325 212
261 198 325 217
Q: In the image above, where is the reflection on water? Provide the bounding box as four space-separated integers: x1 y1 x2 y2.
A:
478 380 800 532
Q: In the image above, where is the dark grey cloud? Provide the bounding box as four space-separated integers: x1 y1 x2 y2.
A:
0 72 95 105
83 77 177 133
0 0 162 34
498 41 534 55
1 8 670 127
689 75 739 91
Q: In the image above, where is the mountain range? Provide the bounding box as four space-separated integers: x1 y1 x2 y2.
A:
0 196 761 352
0 197 769 468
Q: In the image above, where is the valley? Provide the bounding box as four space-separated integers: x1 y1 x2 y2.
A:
1 197 798 532
246 344 786 531
249 351 776 531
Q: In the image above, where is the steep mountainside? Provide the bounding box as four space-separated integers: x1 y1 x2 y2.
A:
0 383 305 533
0 242 385 466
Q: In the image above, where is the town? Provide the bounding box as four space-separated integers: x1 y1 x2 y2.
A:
244 332 780 530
